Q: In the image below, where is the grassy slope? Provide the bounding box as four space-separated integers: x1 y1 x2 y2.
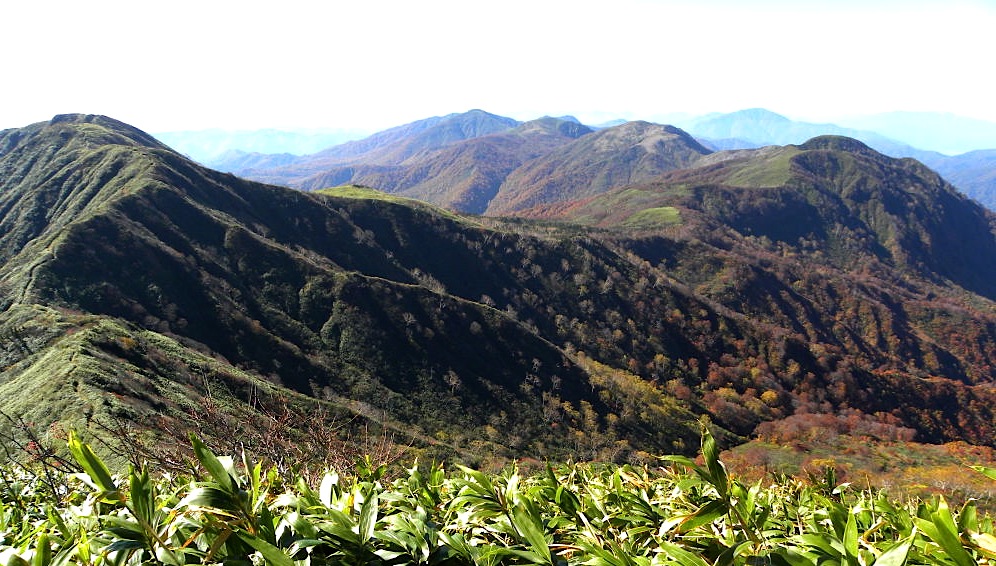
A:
725 434 996 507
530 138 996 444
297 118 591 214
486 122 711 214
2 118 717 464
2 116 996 472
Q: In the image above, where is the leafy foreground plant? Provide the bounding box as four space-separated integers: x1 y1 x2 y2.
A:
1 430 994 565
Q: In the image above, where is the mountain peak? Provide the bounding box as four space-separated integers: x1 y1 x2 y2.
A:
486 119 711 214
0 113 184 282
50 113 120 125
515 116 593 139
727 108 792 122
440 109 519 133
799 135 875 154
42 113 172 151
608 121 712 154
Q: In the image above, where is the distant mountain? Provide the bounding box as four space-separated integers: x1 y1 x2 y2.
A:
593 119 628 129
547 135 996 298
297 116 592 213
240 117 711 215
154 127 367 164
207 149 301 173
837 112 996 155
696 137 764 151
926 149 996 210
203 109 996 212
309 109 520 166
673 109 996 209
2 114 995 463
248 109 520 187
676 109 936 160
486 121 712 214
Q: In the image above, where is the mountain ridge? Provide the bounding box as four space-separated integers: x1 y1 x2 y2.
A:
486 121 712 214
215 108 996 212
296 116 594 213
238 117 714 215
676 108 940 161
535 134 996 297
1 115 718 460
1 114 995 464
668 109 996 209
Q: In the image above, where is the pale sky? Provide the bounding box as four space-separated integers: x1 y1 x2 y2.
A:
4 0 995 133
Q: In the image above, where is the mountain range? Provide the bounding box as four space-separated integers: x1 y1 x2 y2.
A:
834 111 996 156
218 111 718 215
673 109 996 210
206 109 996 212
155 127 369 164
1 113 995 466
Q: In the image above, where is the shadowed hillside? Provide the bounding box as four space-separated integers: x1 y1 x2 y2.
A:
2 115 995 467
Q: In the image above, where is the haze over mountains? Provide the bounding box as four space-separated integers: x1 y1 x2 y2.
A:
673 109 996 210
154 127 370 164
1 113 995 464
835 112 996 156
189 109 996 212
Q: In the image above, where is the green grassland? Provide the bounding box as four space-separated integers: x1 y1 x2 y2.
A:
725 436 996 510
317 184 420 204
316 184 470 224
722 146 800 188
622 206 682 230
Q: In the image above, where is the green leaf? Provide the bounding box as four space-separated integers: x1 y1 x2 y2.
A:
914 497 975 566
512 501 553 565
66 430 116 493
958 500 978 533
554 484 580 518
667 499 726 534
873 536 912 566
1 548 31 566
700 427 728 499
358 490 378 544
235 531 294 566
178 486 240 515
658 541 712 566
128 465 155 527
659 455 713 487
843 511 859 565
971 465 996 481
190 435 234 492
31 532 51 566
771 547 822 566
796 533 844 558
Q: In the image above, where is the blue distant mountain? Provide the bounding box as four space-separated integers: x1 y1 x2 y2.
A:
672 109 996 210
674 108 931 158
836 112 996 156
154 127 370 164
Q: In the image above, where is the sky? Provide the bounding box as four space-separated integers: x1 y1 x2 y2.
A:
4 0 996 133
